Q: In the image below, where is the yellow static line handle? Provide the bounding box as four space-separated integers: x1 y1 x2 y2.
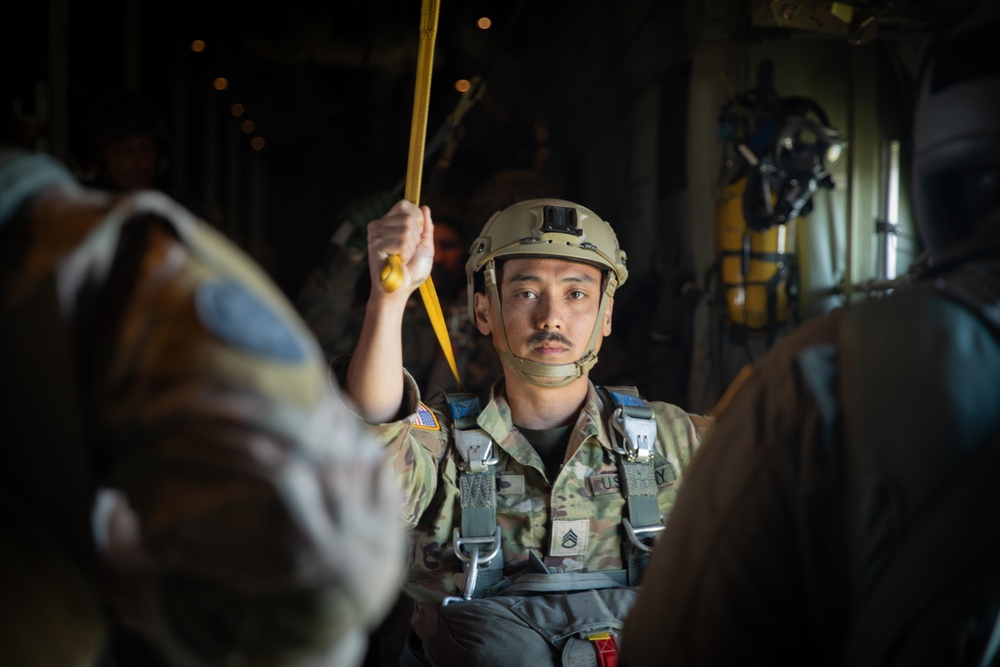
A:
379 255 404 293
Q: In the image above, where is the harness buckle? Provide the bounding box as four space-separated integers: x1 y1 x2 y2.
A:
454 428 498 473
610 408 657 462
622 517 664 553
443 526 502 605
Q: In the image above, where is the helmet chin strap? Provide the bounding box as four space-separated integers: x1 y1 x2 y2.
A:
483 260 614 389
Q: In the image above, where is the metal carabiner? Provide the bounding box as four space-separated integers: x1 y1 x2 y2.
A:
622 517 664 554
610 408 657 462
454 428 499 473
442 526 502 605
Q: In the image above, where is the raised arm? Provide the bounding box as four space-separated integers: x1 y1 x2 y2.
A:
346 199 435 422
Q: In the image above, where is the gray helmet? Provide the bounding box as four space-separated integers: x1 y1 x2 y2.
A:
465 198 628 386
913 0 1000 263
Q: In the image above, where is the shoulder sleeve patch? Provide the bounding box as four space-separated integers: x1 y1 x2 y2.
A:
413 402 440 430
195 279 307 363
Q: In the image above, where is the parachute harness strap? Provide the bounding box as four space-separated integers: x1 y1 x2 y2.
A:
440 392 503 605
599 386 663 585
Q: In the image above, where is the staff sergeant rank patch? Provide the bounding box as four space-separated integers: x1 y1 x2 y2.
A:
550 519 589 557
413 402 440 430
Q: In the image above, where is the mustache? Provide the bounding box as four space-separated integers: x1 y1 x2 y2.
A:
529 331 573 347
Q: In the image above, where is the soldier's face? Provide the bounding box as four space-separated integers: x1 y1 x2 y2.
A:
475 257 612 365
432 223 465 286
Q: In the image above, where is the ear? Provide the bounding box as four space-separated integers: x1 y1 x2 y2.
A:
601 296 614 336
473 291 492 335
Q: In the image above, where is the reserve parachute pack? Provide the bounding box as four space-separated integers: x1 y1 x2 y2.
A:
436 386 662 667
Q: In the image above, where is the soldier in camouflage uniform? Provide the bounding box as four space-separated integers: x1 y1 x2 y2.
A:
340 197 708 665
621 3 1000 665
0 148 404 667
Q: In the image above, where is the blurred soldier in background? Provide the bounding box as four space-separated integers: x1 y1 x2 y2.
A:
0 147 405 667
78 90 169 193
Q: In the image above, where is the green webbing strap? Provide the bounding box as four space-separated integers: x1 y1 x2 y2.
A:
444 392 504 597
600 386 662 586
505 571 627 594
620 458 658 586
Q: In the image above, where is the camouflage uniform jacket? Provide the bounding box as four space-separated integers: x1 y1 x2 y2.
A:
353 367 704 664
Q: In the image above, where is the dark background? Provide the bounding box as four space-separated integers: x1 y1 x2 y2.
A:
2 0 969 409
6 0 606 293
4 0 962 297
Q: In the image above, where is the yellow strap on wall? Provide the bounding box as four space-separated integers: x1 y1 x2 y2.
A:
379 0 462 389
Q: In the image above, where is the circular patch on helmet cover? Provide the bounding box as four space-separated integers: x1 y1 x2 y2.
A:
195 279 306 362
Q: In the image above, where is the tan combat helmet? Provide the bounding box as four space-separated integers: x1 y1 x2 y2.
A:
465 198 629 386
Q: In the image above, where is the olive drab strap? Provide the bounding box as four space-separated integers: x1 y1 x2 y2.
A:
442 392 503 604
599 386 664 586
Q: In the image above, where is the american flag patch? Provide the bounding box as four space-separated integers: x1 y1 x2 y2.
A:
413 402 440 430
